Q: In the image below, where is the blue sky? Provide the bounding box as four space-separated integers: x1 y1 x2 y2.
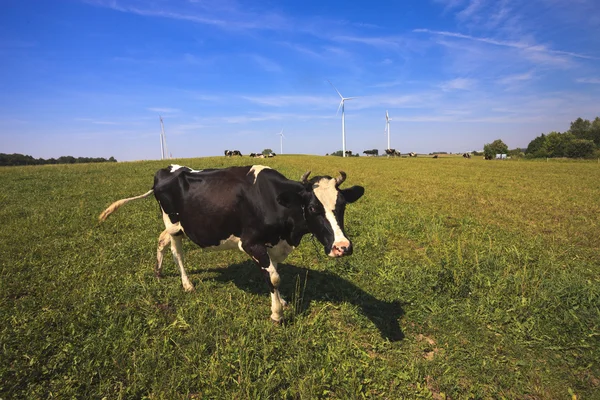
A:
2 0 599 161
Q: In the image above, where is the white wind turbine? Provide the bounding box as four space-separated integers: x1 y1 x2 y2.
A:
277 129 285 154
328 80 357 157
385 110 392 150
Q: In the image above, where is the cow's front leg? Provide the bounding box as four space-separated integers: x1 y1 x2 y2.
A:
243 243 285 323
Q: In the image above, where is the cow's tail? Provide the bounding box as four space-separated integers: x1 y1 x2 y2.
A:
98 189 154 222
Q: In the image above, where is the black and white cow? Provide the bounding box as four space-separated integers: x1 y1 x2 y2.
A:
385 149 400 157
224 150 233 157
462 152 471 159
99 165 365 322
409 152 417 157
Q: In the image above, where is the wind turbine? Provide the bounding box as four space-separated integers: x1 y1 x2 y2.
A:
385 110 392 150
159 115 169 160
277 129 285 154
328 80 356 157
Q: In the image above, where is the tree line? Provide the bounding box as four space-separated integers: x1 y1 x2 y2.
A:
525 117 600 158
0 153 117 167
483 116 600 160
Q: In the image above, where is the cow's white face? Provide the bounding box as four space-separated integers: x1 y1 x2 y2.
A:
277 171 364 257
303 173 364 257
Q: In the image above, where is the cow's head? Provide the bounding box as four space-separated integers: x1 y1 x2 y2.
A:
278 171 364 257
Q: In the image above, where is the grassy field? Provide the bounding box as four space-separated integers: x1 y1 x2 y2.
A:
1 155 599 399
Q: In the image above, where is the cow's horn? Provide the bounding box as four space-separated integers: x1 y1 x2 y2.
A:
301 171 311 184
335 171 346 187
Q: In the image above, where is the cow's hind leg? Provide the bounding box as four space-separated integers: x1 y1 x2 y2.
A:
161 210 193 291
155 229 170 278
171 234 194 292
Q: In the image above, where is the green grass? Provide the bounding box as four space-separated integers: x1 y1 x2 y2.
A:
1 155 599 399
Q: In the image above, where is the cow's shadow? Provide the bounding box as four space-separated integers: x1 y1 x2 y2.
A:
201 262 405 341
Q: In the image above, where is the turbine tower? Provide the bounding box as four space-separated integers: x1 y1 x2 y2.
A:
277 129 285 154
159 116 169 160
328 80 356 157
385 110 392 150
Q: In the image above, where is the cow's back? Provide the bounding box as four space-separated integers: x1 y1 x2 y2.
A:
152 166 299 249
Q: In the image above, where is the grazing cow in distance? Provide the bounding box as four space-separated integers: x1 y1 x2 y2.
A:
363 149 379 156
409 152 417 157
345 150 353 156
249 153 257 158
232 150 242 157
432 155 438 159
268 152 276 158
224 150 233 157
98 165 365 323
385 149 400 157
463 153 471 159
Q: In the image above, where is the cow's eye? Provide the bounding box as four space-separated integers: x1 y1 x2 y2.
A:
308 205 318 214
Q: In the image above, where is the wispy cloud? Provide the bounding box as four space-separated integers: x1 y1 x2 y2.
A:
498 70 534 85
82 0 287 31
440 78 475 91
575 77 600 84
148 107 180 114
248 55 282 73
239 95 329 108
333 35 404 49
75 118 120 125
414 29 598 61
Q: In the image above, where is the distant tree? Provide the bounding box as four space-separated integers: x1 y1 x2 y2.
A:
109 156 117 162
590 117 600 147
568 116 600 147
526 134 546 156
262 148 273 156
565 139 596 158
544 132 575 158
569 117 591 139
483 139 508 159
330 150 343 157
0 153 117 166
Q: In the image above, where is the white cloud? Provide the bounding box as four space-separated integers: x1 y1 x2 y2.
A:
440 78 475 91
414 29 598 61
147 107 180 114
575 77 600 84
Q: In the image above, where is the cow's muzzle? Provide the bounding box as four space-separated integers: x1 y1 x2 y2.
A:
329 241 353 257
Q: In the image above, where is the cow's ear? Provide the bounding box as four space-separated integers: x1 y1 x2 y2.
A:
341 186 365 203
277 190 304 208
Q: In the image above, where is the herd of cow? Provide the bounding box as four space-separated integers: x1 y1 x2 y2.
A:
362 149 472 158
99 163 364 323
224 150 277 158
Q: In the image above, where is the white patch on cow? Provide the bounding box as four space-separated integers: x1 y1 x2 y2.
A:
170 164 202 173
204 235 242 252
312 178 349 256
248 165 271 184
267 240 295 263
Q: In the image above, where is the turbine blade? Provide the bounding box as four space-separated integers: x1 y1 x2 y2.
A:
327 80 344 99
336 99 343 116
344 97 357 100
